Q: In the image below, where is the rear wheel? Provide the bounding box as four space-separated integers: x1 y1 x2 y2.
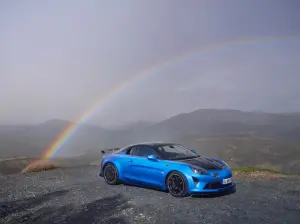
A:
166 171 188 197
103 163 119 185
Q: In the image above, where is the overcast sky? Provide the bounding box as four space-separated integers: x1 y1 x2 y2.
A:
1 0 300 127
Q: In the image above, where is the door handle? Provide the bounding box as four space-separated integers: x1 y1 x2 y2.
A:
128 160 132 163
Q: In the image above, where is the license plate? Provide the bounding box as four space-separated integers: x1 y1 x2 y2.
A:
222 178 232 184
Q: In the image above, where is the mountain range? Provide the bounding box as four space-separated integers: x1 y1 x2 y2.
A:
1 109 300 174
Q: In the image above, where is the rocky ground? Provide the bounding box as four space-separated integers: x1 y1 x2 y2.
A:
1 166 300 224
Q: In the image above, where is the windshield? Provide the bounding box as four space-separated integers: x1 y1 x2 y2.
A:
157 144 198 160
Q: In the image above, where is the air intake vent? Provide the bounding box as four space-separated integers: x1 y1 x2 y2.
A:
203 182 232 189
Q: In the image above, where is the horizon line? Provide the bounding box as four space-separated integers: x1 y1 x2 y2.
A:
1 108 299 126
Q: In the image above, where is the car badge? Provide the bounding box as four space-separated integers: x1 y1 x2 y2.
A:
213 173 219 178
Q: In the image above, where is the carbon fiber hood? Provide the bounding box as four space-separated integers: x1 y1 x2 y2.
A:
179 157 224 170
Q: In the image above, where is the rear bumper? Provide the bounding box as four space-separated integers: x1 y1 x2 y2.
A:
99 172 103 177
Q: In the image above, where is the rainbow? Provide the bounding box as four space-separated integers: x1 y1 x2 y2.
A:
42 35 298 159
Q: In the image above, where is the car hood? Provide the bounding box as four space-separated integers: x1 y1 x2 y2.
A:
179 156 224 170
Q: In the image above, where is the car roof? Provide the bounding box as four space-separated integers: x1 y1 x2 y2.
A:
127 141 177 148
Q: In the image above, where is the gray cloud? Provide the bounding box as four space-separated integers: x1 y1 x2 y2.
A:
0 0 300 127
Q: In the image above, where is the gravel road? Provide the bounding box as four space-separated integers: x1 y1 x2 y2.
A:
1 166 300 224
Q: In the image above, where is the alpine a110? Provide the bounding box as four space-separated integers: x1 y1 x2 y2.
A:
99 142 235 197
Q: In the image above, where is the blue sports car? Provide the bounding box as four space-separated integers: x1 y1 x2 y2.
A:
99 142 235 197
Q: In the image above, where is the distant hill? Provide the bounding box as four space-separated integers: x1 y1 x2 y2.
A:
103 109 300 146
1 109 300 174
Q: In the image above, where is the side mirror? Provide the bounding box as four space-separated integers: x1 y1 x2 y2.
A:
147 154 158 161
191 149 196 153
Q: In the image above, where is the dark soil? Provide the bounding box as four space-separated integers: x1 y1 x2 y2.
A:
1 166 300 224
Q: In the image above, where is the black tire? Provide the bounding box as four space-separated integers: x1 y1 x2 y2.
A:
103 163 119 185
166 171 189 197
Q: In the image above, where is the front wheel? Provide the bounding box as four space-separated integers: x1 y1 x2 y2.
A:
166 171 188 197
103 163 119 185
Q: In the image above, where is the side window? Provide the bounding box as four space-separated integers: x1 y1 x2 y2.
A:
128 146 138 155
135 146 158 157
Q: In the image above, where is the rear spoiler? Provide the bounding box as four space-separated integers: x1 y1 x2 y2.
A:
101 148 120 155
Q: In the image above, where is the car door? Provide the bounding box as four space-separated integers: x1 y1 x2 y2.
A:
126 145 166 188
121 146 141 182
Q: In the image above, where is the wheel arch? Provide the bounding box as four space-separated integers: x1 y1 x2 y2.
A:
101 160 119 174
102 161 115 169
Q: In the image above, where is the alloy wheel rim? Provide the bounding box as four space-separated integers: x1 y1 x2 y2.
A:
168 174 184 196
104 165 116 183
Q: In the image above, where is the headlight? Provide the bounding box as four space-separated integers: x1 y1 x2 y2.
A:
189 165 208 175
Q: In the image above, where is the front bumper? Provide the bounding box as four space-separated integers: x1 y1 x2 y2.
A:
187 167 236 194
190 182 236 195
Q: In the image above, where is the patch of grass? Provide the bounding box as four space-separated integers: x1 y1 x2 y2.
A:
21 160 58 174
232 166 286 175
